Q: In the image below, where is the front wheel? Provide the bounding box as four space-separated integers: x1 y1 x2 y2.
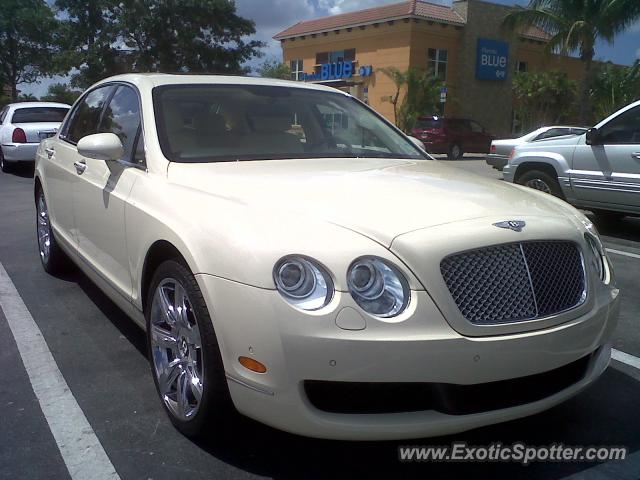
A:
146 260 234 438
36 188 71 274
516 170 564 198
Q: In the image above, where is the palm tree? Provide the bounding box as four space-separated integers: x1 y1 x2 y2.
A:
378 66 407 125
590 60 640 119
503 0 640 123
379 67 442 132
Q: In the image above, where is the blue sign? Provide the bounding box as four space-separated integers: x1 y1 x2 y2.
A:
302 62 373 82
476 38 509 81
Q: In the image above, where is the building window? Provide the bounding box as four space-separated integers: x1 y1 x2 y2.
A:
316 49 355 66
290 59 304 81
516 60 528 73
428 48 447 80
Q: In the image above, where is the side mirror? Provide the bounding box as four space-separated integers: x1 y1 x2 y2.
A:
585 127 600 145
77 133 124 161
408 136 426 151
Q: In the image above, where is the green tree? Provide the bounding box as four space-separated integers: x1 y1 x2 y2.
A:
379 67 441 132
258 59 291 80
40 83 83 105
512 71 577 131
114 0 264 74
17 93 39 101
590 61 640 120
503 0 640 124
55 0 125 89
0 0 60 100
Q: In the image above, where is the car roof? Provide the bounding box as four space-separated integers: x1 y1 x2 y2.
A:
92 73 350 96
8 102 71 109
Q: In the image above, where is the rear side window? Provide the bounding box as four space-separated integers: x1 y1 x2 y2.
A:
0 107 8 123
414 118 442 129
11 107 69 123
64 86 114 143
99 85 141 161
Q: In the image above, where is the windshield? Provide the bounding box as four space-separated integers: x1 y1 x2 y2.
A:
153 84 427 163
12 107 69 123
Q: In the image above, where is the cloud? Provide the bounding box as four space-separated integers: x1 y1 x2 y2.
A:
629 21 640 33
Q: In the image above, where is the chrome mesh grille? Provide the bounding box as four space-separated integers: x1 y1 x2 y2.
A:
440 241 585 325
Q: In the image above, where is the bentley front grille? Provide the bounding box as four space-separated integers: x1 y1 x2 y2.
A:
440 241 586 325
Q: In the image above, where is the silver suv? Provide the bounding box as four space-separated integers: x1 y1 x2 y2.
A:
503 100 640 220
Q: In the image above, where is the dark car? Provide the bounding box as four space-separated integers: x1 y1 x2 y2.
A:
411 116 495 159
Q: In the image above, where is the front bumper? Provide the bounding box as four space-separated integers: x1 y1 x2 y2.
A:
1 143 38 162
197 274 619 440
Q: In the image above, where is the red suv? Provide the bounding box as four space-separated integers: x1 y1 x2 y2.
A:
411 116 495 159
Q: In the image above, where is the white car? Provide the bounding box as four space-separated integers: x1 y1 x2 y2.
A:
504 100 640 219
35 74 619 440
486 126 587 171
0 102 70 172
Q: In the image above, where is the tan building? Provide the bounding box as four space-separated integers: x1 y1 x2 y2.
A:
274 0 587 136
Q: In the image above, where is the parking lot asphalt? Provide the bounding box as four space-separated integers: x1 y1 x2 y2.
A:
0 161 639 480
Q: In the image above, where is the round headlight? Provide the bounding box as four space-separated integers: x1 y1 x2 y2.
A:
274 256 333 310
347 257 409 317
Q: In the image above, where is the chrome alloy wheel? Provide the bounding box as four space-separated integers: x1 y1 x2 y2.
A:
525 178 552 194
37 193 51 262
150 278 204 421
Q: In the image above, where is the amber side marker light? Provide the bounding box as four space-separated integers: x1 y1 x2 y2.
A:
239 356 267 373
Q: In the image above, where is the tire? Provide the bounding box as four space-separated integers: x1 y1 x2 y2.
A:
146 259 234 438
448 143 463 160
36 187 71 274
0 148 11 173
516 169 564 198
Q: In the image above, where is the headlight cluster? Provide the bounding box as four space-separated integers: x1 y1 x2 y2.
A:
583 221 608 283
347 257 409 317
273 255 410 317
273 257 333 310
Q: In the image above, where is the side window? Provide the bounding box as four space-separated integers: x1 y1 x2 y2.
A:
0 107 8 124
64 86 114 143
470 121 484 133
598 106 640 144
98 85 141 161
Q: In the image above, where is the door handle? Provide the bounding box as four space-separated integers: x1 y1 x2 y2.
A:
632 152 640 160
45 148 55 158
73 160 86 175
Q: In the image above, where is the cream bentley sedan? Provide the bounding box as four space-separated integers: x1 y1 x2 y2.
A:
34 74 619 440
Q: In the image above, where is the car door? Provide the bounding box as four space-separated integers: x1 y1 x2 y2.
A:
469 120 490 153
73 84 145 299
571 104 640 209
43 86 115 249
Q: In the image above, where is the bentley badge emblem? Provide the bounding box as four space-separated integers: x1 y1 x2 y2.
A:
493 220 526 232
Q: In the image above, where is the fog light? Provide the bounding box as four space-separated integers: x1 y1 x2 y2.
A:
239 356 267 373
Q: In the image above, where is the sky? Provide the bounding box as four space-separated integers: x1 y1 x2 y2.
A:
23 0 640 97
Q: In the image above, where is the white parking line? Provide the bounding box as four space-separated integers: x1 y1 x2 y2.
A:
0 262 119 480
606 248 640 260
612 348 640 371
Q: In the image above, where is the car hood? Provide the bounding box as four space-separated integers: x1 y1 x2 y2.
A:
167 158 571 247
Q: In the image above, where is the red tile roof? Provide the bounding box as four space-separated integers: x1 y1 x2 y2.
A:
520 25 552 41
274 0 466 39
